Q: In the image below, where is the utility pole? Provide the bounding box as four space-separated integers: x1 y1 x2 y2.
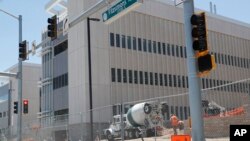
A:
183 1 205 141
17 14 23 141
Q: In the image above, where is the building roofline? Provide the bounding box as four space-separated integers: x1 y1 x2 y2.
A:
4 62 41 72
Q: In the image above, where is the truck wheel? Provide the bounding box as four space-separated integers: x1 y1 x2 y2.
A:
128 130 133 139
134 129 140 138
106 131 114 141
144 103 152 114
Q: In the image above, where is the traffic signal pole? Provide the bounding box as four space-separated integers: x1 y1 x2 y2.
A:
183 1 205 141
17 15 23 141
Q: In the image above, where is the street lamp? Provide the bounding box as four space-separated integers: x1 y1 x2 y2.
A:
0 9 23 141
87 17 100 141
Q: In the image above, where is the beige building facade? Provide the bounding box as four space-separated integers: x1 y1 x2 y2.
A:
68 0 250 119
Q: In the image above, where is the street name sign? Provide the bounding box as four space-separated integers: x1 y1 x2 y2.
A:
102 0 143 24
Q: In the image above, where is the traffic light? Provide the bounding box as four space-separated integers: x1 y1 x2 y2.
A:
23 99 29 114
19 40 27 60
14 101 18 114
47 15 57 39
190 12 208 57
197 54 216 76
191 12 216 76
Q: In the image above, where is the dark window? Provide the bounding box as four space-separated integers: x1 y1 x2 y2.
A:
202 78 205 89
182 76 186 88
169 74 172 87
167 44 171 55
62 74 65 86
206 79 209 89
116 34 120 47
123 69 127 83
129 70 133 83
139 71 143 84
159 73 163 86
54 41 68 56
221 54 224 64
180 107 183 120
134 71 138 84
184 107 188 120
143 39 147 52
65 73 68 86
144 72 148 85
175 106 179 117
155 73 158 85
162 43 166 55
121 35 126 48
138 38 142 51
127 36 131 49
164 74 168 86
153 41 157 53
148 40 152 53
158 42 161 54
171 44 175 56
228 55 231 66
180 46 183 58
186 76 189 88
110 33 114 47
173 75 177 87
177 75 181 87
176 45 179 57
184 47 187 58
217 53 221 64
133 37 137 50
150 72 153 85
117 69 121 82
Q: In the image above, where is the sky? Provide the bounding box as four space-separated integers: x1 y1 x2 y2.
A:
0 0 249 75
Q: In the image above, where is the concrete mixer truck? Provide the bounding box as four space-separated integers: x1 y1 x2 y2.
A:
103 101 167 141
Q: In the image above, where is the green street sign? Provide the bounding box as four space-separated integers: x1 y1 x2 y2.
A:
102 0 143 24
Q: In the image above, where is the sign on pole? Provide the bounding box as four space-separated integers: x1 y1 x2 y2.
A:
102 0 143 24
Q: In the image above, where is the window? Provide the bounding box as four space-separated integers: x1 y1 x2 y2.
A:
117 69 121 82
182 76 186 88
167 44 171 55
134 71 138 84
173 75 177 87
228 55 231 66
169 74 172 87
171 44 175 56
54 41 68 56
143 39 147 52
184 47 187 58
186 76 189 88
133 37 137 50
110 33 114 47
176 45 179 57
158 42 161 54
159 73 163 86
148 40 152 53
150 72 153 85
164 74 168 86
221 54 224 64
129 70 133 83
139 71 143 84
177 75 181 87
144 72 148 85
116 34 120 47
127 36 131 49
162 43 166 55
155 73 158 85
153 41 157 53
138 38 142 51
180 46 183 58
202 78 205 88
123 69 127 83
122 35 126 48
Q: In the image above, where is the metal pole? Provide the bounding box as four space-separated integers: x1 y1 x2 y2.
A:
183 1 205 141
87 17 94 141
17 15 23 141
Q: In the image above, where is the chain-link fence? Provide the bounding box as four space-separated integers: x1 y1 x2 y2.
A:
2 82 250 141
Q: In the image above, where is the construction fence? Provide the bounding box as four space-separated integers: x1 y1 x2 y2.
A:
2 84 250 141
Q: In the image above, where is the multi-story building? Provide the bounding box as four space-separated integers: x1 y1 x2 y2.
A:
0 62 41 136
41 0 250 140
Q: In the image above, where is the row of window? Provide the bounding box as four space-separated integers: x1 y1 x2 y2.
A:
110 33 250 69
110 33 187 58
111 68 249 93
53 73 68 90
212 52 250 69
0 111 7 118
